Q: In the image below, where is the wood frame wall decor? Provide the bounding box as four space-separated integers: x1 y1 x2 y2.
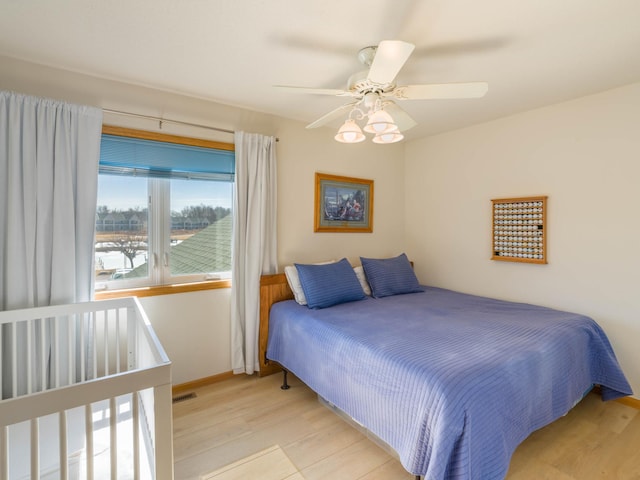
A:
314 172 373 233
492 196 547 264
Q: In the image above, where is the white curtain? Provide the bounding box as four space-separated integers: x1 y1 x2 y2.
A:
231 131 278 375
0 91 103 397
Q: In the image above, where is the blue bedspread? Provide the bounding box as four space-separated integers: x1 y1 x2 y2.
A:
266 286 632 479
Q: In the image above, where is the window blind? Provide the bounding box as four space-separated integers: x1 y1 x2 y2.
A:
99 134 235 181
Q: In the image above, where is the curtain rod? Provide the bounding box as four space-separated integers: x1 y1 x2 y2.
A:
103 108 279 141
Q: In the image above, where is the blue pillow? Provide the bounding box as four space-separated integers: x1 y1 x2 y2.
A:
360 253 424 298
295 258 366 309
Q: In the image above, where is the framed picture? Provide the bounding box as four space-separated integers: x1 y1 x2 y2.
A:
314 172 373 232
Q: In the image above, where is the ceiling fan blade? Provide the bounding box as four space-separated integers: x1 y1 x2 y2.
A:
367 40 415 85
274 85 352 96
382 102 417 132
394 82 488 100
306 101 360 129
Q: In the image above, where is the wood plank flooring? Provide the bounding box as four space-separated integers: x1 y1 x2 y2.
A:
172 374 639 480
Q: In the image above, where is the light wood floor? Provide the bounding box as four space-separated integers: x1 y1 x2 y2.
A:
172 374 640 480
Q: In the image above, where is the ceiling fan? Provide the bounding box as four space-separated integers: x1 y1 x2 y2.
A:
275 40 488 143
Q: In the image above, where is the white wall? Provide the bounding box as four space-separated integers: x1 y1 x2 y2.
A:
404 82 640 398
276 118 406 266
1 56 406 384
137 289 231 384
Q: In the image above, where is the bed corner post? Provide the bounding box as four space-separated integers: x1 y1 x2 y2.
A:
281 369 291 390
259 272 295 378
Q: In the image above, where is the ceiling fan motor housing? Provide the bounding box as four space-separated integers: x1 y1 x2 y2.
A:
349 46 397 95
347 70 395 96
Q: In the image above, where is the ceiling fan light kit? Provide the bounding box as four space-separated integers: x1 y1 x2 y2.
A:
335 98 405 144
334 118 366 143
335 98 401 144
363 109 398 134
276 40 488 145
372 131 404 144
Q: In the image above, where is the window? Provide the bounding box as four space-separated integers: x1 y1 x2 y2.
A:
95 127 234 292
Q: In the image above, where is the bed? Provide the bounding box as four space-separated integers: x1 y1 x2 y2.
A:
0 297 173 480
259 256 632 480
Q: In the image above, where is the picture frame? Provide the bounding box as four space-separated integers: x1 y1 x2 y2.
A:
491 195 548 264
314 172 374 233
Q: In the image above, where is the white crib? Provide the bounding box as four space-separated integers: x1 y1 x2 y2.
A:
0 297 173 479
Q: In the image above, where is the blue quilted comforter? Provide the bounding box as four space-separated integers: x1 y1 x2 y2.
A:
266 287 632 479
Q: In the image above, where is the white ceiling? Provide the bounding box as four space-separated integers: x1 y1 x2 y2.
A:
1 0 640 140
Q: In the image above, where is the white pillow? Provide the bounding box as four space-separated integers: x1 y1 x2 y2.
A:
353 265 372 296
284 260 335 305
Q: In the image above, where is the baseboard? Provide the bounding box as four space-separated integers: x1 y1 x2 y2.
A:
172 371 235 395
593 385 640 410
615 395 640 410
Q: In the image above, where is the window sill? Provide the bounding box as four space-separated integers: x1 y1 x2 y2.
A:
94 279 231 300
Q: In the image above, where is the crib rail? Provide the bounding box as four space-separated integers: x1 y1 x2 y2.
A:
0 297 173 480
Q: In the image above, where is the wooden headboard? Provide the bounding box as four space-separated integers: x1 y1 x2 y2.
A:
258 273 294 376
258 261 414 376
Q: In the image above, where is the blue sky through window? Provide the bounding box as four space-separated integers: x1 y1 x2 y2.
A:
98 175 232 212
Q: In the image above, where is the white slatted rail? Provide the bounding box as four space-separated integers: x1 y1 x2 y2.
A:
0 297 173 480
